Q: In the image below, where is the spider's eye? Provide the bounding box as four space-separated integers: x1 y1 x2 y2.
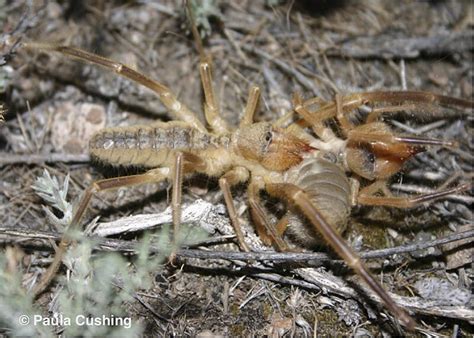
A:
264 131 273 143
367 151 375 164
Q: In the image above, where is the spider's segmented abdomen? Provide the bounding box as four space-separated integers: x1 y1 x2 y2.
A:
285 157 352 247
89 121 226 168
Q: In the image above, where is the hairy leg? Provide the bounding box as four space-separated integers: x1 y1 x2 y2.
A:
24 43 207 133
347 123 457 148
218 167 251 252
172 152 184 242
303 91 472 126
248 178 288 251
266 182 416 330
186 0 229 134
240 86 261 127
358 180 471 208
365 104 417 123
292 93 335 141
335 93 354 136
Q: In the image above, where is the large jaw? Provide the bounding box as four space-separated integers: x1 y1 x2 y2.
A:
262 128 315 171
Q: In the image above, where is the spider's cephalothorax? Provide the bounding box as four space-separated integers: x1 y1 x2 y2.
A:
233 122 314 171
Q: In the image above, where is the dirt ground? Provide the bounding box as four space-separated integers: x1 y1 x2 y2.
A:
0 0 473 336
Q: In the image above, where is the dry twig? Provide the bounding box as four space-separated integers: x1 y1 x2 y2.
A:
0 153 90 165
329 31 474 59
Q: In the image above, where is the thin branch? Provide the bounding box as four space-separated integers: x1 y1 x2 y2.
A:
0 153 90 165
184 228 474 261
329 31 474 59
1 226 472 264
389 183 474 204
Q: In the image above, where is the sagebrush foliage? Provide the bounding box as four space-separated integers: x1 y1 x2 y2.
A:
0 170 207 336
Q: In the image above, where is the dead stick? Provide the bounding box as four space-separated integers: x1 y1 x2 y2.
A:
0 226 472 262
328 31 474 59
0 153 90 165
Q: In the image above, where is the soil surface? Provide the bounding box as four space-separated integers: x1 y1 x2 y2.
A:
1 1 472 336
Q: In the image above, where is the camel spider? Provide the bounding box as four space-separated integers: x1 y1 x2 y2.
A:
24 4 472 332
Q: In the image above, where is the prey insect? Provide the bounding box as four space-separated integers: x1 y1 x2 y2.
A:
25 7 472 332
